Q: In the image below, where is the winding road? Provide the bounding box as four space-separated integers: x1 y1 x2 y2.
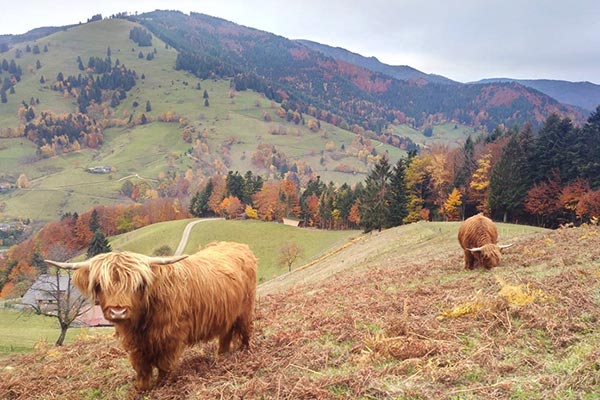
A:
174 218 224 255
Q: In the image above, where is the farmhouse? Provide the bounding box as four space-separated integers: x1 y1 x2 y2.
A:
86 166 112 174
21 274 110 327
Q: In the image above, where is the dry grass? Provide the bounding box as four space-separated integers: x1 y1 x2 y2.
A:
2 223 600 399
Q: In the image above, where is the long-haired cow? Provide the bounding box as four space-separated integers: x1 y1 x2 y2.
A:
458 214 513 270
45 241 257 390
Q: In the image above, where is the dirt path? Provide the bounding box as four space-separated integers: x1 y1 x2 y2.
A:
174 218 224 255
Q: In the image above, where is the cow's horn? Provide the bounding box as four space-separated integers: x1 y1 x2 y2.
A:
44 259 91 269
467 247 483 252
147 255 188 265
499 243 514 249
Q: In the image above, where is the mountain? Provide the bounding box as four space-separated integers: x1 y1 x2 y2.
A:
476 78 600 112
296 39 458 85
135 10 584 132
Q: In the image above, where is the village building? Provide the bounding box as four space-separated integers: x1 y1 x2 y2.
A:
21 274 110 327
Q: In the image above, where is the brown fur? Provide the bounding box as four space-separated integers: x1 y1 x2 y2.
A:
72 241 257 391
457 214 501 270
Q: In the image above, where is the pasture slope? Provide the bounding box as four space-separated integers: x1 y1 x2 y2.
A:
2 221 600 399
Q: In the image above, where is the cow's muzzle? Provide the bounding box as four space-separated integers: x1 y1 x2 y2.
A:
108 307 128 320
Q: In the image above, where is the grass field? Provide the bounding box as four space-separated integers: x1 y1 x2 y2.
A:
0 307 110 355
109 218 360 283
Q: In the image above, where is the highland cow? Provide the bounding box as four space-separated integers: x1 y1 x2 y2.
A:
458 214 513 270
45 241 257 390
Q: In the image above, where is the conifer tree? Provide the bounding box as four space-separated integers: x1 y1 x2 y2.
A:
359 157 393 233
189 179 214 217
87 231 112 258
489 132 530 222
388 157 409 227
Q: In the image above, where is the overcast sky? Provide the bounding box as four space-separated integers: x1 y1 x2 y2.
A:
1 0 598 84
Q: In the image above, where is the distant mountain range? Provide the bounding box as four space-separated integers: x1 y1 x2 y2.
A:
1 10 595 131
296 40 457 85
134 10 585 131
475 78 600 112
298 39 599 113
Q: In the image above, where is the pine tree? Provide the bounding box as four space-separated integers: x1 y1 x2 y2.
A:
89 209 100 233
359 157 393 233
489 131 531 222
87 231 112 258
145 100 152 112
189 179 214 217
388 158 409 227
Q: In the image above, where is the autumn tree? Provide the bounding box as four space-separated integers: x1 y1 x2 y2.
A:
278 242 303 272
442 188 462 221
219 196 244 219
16 173 30 188
469 152 492 214
524 172 562 227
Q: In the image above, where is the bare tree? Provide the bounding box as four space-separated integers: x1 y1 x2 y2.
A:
278 242 303 272
23 244 91 346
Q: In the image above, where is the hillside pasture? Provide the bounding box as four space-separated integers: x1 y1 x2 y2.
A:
111 218 360 283
4 221 597 400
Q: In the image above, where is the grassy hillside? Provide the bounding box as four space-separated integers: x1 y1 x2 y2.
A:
0 308 109 355
109 218 359 284
6 221 599 399
0 18 410 223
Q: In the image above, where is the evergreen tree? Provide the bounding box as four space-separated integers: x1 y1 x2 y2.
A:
203 89 209 99
89 209 100 233
87 231 112 258
242 170 263 205
530 114 577 184
204 98 209 107
388 157 409 226
0 90 6 103
576 106 600 188
359 157 393 233
31 250 47 274
489 131 530 222
226 171 245 201
145 100 152 112
189 179 214 217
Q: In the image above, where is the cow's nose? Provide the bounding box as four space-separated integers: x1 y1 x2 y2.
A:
109 307 127 319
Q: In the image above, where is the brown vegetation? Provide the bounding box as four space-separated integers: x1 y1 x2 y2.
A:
1 224 600 399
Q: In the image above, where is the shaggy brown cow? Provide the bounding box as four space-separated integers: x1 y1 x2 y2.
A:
45 241 257 390
458 214 513 270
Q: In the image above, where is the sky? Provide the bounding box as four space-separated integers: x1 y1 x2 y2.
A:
1 0 599 84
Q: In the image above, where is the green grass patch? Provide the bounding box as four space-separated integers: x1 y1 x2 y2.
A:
0 307 110 355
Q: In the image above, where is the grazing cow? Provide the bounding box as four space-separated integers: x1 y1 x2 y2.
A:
458 214 513 270
45 241 257 390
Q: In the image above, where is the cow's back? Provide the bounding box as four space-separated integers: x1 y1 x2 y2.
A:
153 241 257 343
458 214 498 249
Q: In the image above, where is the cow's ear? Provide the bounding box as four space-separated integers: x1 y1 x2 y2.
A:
72 267 92 298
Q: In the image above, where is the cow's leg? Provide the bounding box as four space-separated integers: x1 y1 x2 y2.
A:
129 353 153 391
155 343 183 384
463 250 475 270
218 327 234 353
236 314 253 350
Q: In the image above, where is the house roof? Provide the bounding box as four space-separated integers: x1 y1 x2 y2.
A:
21 274 83 306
